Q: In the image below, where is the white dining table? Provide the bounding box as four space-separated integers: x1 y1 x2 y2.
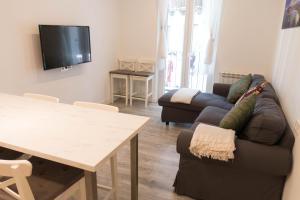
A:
0 93 149 200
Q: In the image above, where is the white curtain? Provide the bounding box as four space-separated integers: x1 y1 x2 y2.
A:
201 0 224 91
155 0 169 101
187 0 223 91
158 0 169 59
199 0 223 66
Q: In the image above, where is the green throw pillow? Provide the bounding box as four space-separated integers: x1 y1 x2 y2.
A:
227 74 252 103
220 94 256 132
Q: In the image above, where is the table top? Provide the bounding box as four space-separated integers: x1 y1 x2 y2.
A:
0 93 149 172
110 70 154 77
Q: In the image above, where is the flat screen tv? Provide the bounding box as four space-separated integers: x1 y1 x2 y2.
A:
39 25 92 70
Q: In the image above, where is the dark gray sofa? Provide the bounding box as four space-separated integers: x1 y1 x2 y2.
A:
158 75 279 125
159 75 295 200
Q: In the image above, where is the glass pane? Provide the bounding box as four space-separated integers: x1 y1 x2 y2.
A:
165 0 187 91
189 0 208 91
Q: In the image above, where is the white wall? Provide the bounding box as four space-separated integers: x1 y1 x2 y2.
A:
118 0 158 59
0 0 120 103
272 2 300 200
215 0 282 81
118 0 159 101
217 1 300 198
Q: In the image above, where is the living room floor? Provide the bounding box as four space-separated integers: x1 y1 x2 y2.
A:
97 100 193 200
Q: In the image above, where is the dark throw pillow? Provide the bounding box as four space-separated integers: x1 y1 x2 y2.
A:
220 94 256 132
227 74 252 103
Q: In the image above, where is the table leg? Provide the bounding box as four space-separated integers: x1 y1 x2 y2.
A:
130 76 133 106
131 135 138 200
84 171 98 200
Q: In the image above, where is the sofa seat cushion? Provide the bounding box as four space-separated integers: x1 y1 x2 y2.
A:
0 147 23 160
192 106 228 130
28 157 84 200
241 98 286 145
158 90 233 112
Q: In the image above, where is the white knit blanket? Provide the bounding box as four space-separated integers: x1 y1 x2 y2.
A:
189 123 236 162
170 88 200 104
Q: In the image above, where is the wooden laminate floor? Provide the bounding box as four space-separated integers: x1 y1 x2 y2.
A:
97 101 193 200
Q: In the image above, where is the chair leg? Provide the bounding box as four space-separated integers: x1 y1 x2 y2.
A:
125 77 128 106
15 177 35 200
96 156 118 200
110 76 114 104
79 178 87 200
54 178 86 200
110 155 118 200
166 122 170 126
145 79 149 108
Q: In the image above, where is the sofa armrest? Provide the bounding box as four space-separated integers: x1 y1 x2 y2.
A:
213 83 231 97
177 129 194 154
177 130 293 176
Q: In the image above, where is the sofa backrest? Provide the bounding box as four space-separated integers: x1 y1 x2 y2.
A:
241 74 295 149
279 125 295 150
259 83 280 104
241 98 287 145
250 74 280 104
250 74 265 87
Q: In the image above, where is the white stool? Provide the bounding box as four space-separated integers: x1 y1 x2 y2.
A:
130 60 155 108
110 59 137 106
130 72 154 108
110 72 129 106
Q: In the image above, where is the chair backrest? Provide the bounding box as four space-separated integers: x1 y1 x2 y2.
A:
118 58 136 71
73 101 119 112
0 160 35 200
135 59 155 73
24 93 59 103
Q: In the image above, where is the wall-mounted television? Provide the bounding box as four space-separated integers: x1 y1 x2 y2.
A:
39 25 92 70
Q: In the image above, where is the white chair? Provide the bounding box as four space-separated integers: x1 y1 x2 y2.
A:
21 93 59 161
73 101 119 200
0 159 86 200
24 93 59 103
119 58 136 71
74 101 119 112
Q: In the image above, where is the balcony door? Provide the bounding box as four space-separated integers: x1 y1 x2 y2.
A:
165 0 222 92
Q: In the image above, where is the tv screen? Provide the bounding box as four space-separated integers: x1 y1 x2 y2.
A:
39 25 92 70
